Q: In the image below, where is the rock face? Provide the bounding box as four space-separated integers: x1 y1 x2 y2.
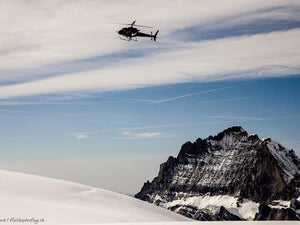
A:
135 126 300 220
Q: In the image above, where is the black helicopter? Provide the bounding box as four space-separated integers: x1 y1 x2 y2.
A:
117 21 159 41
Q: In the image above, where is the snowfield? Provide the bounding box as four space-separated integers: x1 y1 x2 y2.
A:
0 170 297 225
163 194 259 220
0 170 188 224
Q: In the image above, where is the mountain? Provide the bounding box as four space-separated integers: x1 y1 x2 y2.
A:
135 126 300 221
0 170 189 224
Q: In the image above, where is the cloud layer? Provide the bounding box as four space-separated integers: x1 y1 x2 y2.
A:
0 0 299 99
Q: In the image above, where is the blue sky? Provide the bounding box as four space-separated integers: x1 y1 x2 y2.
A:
0 0 300 193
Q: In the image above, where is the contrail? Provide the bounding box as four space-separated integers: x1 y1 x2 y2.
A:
197 96 255 104
150 85 237 104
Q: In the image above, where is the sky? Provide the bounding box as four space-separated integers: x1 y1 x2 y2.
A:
0 0 300 194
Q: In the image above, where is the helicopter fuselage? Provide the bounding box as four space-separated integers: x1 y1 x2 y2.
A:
118 27 139 37
117 24 159 41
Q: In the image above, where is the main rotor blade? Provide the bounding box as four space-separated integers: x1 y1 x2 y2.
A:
111 22 153 29
134 24 153 28
131 21 136 26
111 23 131 26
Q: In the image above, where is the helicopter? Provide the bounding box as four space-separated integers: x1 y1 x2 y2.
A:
117 21 159 41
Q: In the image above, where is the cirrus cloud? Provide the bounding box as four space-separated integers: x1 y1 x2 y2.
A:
0 28 299 100
0 0 299 100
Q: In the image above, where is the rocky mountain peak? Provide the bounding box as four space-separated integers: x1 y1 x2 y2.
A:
208 125 248 141
177 126 259 165
135 126 300 221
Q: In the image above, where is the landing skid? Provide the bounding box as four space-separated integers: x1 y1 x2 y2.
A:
119 37 137 42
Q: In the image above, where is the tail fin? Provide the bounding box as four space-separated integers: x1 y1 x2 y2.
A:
153 30 159 41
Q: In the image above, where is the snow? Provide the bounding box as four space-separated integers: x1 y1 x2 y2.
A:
0 170 189 224
269 200 290 209
164 194 259 220
236 199 260 220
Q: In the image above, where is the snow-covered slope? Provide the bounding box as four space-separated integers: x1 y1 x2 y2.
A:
0 170 189 224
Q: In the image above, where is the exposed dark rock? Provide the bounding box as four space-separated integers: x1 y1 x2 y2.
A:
194 206 244 221
214 206 244 221
169 205 198 219
208 126 248 142
291 198 300 211
135 126 300 221
255 202 300 220
274 173 300 201
170 205 244 221
192 209 214 221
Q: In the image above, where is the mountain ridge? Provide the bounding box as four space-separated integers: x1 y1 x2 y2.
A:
135 126 300 220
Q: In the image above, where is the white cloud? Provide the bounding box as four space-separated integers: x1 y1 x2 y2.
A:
122 131 164 139
0 0 299 99
0 28 299 100
1 0 298 73
76 134 87 140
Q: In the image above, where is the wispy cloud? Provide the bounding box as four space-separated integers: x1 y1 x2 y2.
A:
66 120 243 139
76 134 87 140
1 1 299 100
0 93 97 106
121 131 165 139
0 28 299 100
66 124 190 138
66 113 300 140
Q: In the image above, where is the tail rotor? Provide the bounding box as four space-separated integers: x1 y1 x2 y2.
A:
153 30 159 41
